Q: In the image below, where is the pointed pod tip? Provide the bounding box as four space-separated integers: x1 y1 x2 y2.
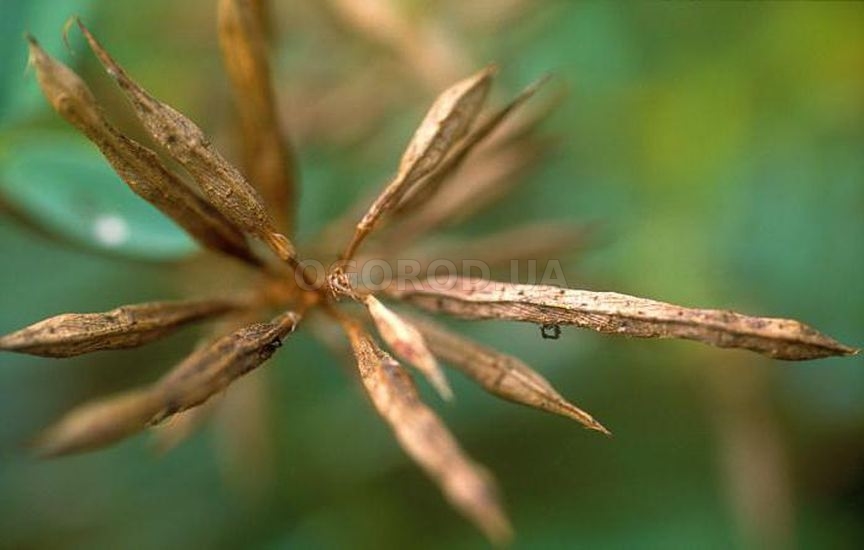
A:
74 16 90 35
484 515 514 547
482 63 500 77
432 374 455 402
590 421 613 438
27 427 80 459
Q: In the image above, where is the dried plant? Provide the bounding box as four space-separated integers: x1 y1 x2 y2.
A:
3 4 857 544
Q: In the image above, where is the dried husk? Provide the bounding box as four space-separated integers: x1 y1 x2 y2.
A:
34 389 163 457
389 139 544 246
33 312 299 457
218 0 296 231
391 279 857 360
411 316 608 433
395 76 547 216
0 299 244 357
152 311 301 422
362 295 452 399
77 21 295 261
342 66 496 259
345 325 512 544
27 37 261 266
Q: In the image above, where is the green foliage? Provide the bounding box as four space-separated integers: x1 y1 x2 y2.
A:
0 133 198 260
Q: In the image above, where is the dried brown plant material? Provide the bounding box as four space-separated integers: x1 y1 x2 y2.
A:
362 294 452 399
392 280 858 360
412 316 608 433
218 0 297 231
34 389 163 457
27 37 261 266
77 21 295 261
342 65 496 259
395 76 548 216
12 17 859 543
344 324 512 544
33 311 300 457
389 141 543 246
0 299 244 358
152 311 301 421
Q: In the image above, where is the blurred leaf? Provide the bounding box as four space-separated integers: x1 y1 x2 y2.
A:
0 132 198 260
0 0 94 126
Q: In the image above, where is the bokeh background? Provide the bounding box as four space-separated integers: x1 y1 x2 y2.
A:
1 1 862 548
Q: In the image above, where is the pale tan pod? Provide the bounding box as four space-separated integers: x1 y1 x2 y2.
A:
412 315 609 433
390 279 858 361
0 299 244 358
362 294 452 400
27 37 261 266
34 389 163 457
342 65 496 259
395 75 548 216
152 311 301 422
218 0 297 231
77 21 295 261
344 325 512 544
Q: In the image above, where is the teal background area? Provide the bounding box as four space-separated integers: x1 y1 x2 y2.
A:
0 1 862 548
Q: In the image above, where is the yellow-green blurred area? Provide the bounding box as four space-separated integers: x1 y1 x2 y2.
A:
1 1 862 548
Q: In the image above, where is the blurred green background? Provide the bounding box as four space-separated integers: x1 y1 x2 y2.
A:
1 1 862 548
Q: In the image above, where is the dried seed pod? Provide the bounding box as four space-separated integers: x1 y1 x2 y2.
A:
152 311 301 422
395 76 548 216
345 326 512 544
342 66 496 259
412 316 608 433
218 0 296 231
27 37 261 266
388 140 544 246
34 389 163 457
362 295 452 400
391 280 858 360
77 21 295 261
0 299 244 358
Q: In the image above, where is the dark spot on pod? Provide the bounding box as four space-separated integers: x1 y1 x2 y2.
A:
540 324 561 340
259 337 283 359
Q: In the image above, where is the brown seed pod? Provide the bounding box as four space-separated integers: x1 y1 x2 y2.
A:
342 65 496 259
395 75 548 216
412 316 608 433
27 37 261 266
362 295 452 400
391 279 858 360
77 21 295 261
0 299 244 358
32 311 300 457
218 0 297 231
344 324 512 544
152 311 301 422
33 389 164 457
